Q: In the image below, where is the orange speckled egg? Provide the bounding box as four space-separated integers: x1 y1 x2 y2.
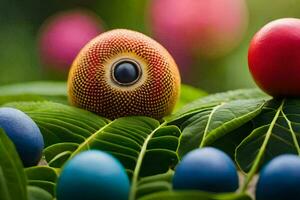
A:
67 29 181 119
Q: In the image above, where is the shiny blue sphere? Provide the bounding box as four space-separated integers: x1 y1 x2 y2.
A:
56 150 130 200
173 147 239 193
0 107 44 167
256 154 300 200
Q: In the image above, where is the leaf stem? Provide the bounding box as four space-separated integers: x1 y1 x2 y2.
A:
241 99 285 193
281 110 300 155
70 122 112 158
129 121 167 200
200 104 222 148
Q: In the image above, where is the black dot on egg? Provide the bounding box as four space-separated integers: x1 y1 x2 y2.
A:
112 59 142 86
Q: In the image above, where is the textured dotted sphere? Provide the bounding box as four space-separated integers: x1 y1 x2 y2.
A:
256 155 300 200
0 107 44 167
68 29 181 119
173 148 239 193
56 150 130 200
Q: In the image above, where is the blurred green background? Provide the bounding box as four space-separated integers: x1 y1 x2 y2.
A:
0 0 299 93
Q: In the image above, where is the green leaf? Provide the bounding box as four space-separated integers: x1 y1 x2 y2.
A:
0 95 47 106
236 99 300 192
0 82 66 96
167 88 269 122
3 101 110 147
44 143 79 167
0 87 276 199
0 82 67 105
139 191 252 200
27 186 53 200
136 170 174 199
41 116 180 200
2 101 178 200
172 99 266 158
0 129 28 200
25 166 59 197
174 84 207 111
4 101 181 200
210 122 255 159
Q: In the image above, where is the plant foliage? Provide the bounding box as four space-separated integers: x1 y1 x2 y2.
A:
1 82 300 200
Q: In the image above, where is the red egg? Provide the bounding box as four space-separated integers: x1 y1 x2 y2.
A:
248 18 300 97
38 10 104 71
149 0 248 63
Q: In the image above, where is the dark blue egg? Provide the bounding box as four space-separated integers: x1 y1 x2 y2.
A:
173 147 239 193
0 107 44 167
56 150 130 200
256 154 300 200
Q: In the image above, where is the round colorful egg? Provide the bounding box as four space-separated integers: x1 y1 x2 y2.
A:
0 107 44 167
256 154 300 200
173 147 239 193
56 150 130 200
67 29 181 119
248 18 300 96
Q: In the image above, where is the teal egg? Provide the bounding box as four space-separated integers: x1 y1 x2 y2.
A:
56 150 130 200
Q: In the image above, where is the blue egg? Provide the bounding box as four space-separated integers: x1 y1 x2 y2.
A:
173 147 239 193
0 107 44 167
56 150 130 200
256 154 300 200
